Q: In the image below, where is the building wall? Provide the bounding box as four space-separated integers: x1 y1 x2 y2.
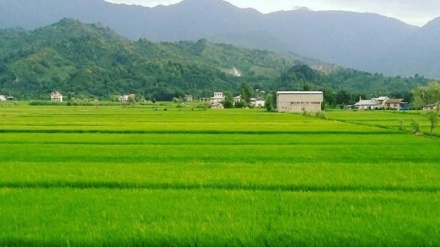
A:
210 92 225 104
51 92 63 102
277 91 323 112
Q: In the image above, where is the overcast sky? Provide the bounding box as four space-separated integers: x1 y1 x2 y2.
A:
104 0 440 26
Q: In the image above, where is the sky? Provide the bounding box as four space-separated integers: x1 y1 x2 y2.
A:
104 0 440 27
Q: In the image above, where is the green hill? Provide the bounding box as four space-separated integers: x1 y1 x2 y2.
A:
0 19 430 102
0 19 297 100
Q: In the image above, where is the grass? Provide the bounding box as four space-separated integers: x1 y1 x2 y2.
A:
0 104 439 246
326 110 440 135
1 189 439 246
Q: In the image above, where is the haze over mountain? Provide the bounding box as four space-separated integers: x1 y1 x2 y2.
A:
1 0 439 78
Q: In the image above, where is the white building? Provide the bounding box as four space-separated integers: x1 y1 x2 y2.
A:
250 98 265 108
0 95 6 102
210 92 225 104
355 97 403 110
277 91 323 112
185 95 194 102
385 99 404 110
355 99 379 110
50 91 63 102
423 104 438 111
118 94 135 102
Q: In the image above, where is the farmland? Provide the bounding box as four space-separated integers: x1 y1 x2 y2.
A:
0 103 439 246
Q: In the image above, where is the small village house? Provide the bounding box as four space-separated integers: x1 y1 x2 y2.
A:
250 98 265 108
354 99 378 110
118 94 135 102
355 96 403 110
234 95 241 103
184 95 194 102
50 91 63 102
210 92 225 104
277 91 323 112
385 99 404 110
423 104 438 111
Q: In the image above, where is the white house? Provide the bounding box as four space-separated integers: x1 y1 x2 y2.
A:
118 94 135 102
250 98 265 108
355 99 380 110
385 99 404 110
50 91 63 102
355 97 403 110
118 95 129 102
423 104 438 111
0 95 6 102
210 92 225 104
277 91 323 112
185 95 194 102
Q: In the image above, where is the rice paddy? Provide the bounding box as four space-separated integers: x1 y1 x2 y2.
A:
0 104 439 246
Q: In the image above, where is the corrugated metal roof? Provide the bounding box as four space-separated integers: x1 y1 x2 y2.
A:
355 100 377 106
386 99 403 104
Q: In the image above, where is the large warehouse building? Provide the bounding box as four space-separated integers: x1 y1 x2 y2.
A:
277 91 324 112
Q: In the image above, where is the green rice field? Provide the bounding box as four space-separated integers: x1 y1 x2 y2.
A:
1 104 439 246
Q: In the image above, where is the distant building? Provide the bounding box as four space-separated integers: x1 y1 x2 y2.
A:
118 94 135 102
0 95 6 102
277 91 323 112
185 95 194 102
423 104 438 111
250 98 265 108
355 99 380 110
355 96 403 110
210 92 225 104
50 91 63 102
385 99 404 110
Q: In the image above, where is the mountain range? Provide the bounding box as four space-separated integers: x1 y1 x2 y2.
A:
1 0 439 79
0 19 427 101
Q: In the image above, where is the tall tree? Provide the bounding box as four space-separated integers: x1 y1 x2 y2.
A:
413 82 440 135
240 82 253 106
427 107 439 136
335 89 351 105
265 92 276 111
222 91 234 108
412 81 440 109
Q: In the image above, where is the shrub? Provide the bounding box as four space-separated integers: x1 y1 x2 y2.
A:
399 120 406 131
195 103 210 110
411 120 420 134
29 101 65 106
316 111 326 119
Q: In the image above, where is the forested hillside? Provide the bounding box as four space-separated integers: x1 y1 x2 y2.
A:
0 19 430 103
2 0 439 78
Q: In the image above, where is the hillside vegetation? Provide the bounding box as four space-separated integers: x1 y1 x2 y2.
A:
0 19 429 102
2 0 440 78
